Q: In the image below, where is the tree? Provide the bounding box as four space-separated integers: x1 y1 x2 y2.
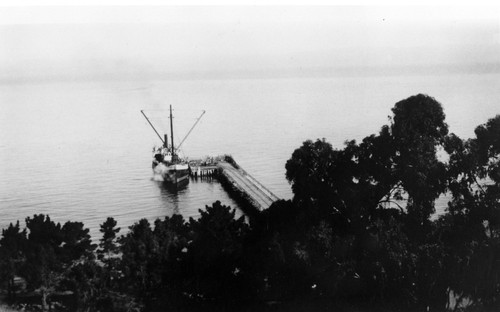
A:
285 139 339 208
151 214 189 307
391 94 449 228
20 215 96 311
284 138 364 232
0 221 27 300
63 260 102 312
60 221 97 311
118 218 156 311
440 115 500 309
97 217 121 291
61 221 96 263
22 215 64 311
98 217 121 259
184 201 250 307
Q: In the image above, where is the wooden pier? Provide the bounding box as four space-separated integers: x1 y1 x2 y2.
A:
217 162 280 211
189 157 280 212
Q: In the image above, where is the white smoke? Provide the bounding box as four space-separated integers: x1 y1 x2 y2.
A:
152 162 168 182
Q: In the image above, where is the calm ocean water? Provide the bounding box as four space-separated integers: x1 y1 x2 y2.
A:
1 74 499 239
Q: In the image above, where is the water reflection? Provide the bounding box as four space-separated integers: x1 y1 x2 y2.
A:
154 181 185 215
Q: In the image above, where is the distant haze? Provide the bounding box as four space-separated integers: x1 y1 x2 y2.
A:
0 6 499 82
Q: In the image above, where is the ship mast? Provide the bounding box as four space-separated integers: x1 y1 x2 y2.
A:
169 105 176 160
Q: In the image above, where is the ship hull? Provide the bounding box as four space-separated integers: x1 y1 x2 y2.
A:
153 162 190 185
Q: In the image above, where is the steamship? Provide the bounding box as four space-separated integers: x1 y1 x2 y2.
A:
141 105 205 185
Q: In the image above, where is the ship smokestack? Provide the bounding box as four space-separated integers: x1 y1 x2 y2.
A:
164 134 168 148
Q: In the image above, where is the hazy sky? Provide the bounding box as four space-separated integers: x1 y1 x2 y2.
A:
0 6 499 81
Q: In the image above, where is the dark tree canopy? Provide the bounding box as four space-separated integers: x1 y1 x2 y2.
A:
391 94 449 225
98 217 121 258
1 215 96 311
391 94 448 146
0 222 27 300
286 94 450 231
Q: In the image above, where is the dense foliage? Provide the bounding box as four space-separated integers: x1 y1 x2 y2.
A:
1 94 499 311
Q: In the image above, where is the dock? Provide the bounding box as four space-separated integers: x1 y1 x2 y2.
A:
189 156 280 212
217 162 280 211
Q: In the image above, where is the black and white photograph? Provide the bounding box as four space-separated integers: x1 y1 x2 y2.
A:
1 3 500 312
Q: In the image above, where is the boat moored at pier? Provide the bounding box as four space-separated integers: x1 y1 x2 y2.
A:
141 105 205 186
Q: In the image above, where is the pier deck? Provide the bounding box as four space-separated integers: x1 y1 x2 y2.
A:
217 162 280 211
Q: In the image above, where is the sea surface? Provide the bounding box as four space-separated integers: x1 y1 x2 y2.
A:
1 74 499 239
